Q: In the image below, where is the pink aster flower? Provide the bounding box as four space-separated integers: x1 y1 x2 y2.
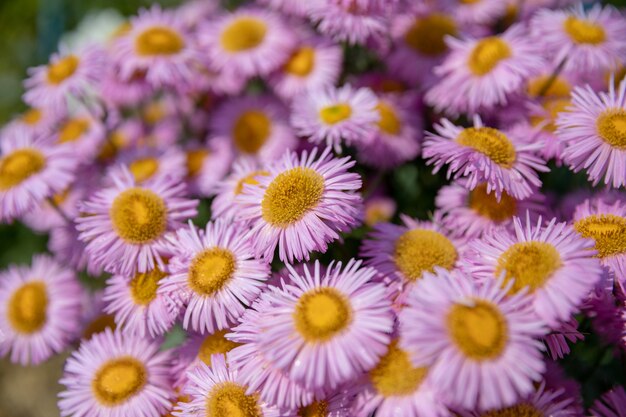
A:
425 25 545 115
452 0 508 25
109 145 187 186
184 138 233 197
112 6 201 88
2 106 59 139
76 167 198 276
363 196 396 228
423 117 549 200
0 255 82 365
530 3 626 74
256 260 394 391
53 112 106 162
591 386 626 417
465 216 602 327
556 78 626 188
0 129 77 222
544 318 584 360
237 147 362 262
399 269 546 411
58 329 172 417
210 95 297 163
291 85 379 151
158 220 270 334
256 0 310 16
49 223 103 277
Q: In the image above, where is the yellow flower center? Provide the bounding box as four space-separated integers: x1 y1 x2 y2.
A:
564 17 606 45
233 111 271 154
234 170 269 195
47 55 79 85
298 400 329 417
208 382 261 417
468 183 517 222
527 75 571 98
467 37 511 76
294 287 352 341
460 0 481 3
574 214 626 258
135 26 185 56
319 103 352 125
380 79 406 93
92 357 147 406
130 267 166 305
21 108 42 125
364 205 393 227
481 403 543 417
495 241 562 294
457 127 516 168
143 102 166 125
596 109 626 149
447 300 508 360
404 13 458 56
261 167 325 228
7 282 48 334
220 18 267 53
530 98 571 133
188 248 237 296
370 339 428 397
186 149 208 178
284 46 315 76
82 314 117 339
0 148 46 191
376 102 401 135
110 188 168 244
198 330 241 366
393 229 458 282
58 118 90 143
129 157 159 183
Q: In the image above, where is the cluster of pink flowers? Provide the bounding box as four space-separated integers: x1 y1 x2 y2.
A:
1 0 626 416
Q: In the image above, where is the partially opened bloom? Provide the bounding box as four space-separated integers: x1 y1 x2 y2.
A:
76 168 198 276
291 84 379 151
237 147 362 262
0 255 82 365
465 216 602 327
58 329 172 417
591 386 626 417
399 270 546 410
159 220 270 334
423 117 548 200
256 260 394 391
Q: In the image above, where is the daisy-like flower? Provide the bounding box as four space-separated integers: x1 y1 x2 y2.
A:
291 84 379 151
2 106 59 139
423 117 549 200
256 260 394 391
524 97 572 164
58 329 172 417
0 255 82 365
530 3 626 73
112 6 201 88
465 216 602 327
556 78 626 188
76 168 198 276
159 220 270 334
0 129 76 222
591 386 626 417
363 196 396 228
237 147 362 262
425 25 545 115
184 138 233 197
110 145 187 186
211 96 297 163
199 7 296 79
399 269 546 411
54 112 106 162
269 35 343 100
435 180 546 239
544 318 583 360
452 0 508 25
256 0 310 16
23 46 106 114
49 223 103 277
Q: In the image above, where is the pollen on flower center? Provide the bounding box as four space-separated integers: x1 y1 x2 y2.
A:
404 14 457 56
481 403 543 417
457 127 516 168
58 118 90 143
208 382 262 417
261 167 325 227
92 357 147 406
564 16 606 45
198 330 240 366
370 339 428 397
0 148 46 191
189 248 237 296
376 102 401 135
393 229 458 282
47 55 79 85
284 46 315 76
527 75 571 98
467 37 511 76
110 188 168 244
298 400 329 417
495 241 562 294
8 281 48 334
319 103 352 125
468 184 517 222
186 149 208 178
135 26 185 56
574 214 626 258
233 110 271 154
129 157 159 183
220 17 268 53
294 287 352 341
234 170 269 195
596 109 626 149
130 267 166 305
21 108 42 125
447 300 508 360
